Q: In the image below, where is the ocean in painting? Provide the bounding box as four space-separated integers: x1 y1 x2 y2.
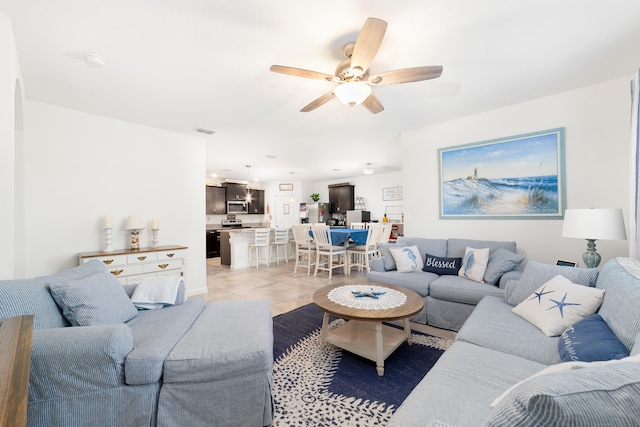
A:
442 175 559 216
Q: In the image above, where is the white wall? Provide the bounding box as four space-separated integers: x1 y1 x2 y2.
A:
402 77 631 265
24 101 207 295
0 14 23 279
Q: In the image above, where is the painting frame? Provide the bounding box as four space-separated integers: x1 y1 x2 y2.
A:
279 183 294 191
438 128 566 219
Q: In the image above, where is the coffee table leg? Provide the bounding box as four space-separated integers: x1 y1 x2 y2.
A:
404 318 413 345
320 312 329 344
375 322 384 376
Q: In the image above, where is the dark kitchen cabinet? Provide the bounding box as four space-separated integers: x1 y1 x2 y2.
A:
206 230 220 258
247 189 265 214
222 183 247 201
206 186 226 214
329 185 354 213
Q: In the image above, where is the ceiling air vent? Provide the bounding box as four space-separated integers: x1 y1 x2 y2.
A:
194 128 215 135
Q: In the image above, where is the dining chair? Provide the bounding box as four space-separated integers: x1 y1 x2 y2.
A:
291 224 316 275
381 223 393 245
311 225 347 279
270 228 289 265
350 222 366 229
248 228 270 269
348 225 384 272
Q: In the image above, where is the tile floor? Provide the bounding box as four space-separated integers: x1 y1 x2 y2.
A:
198 256 456 341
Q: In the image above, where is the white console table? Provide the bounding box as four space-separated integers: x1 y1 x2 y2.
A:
78 245 188 285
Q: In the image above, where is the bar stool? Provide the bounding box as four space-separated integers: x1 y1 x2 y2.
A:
248 228 270 269
271 228 289 265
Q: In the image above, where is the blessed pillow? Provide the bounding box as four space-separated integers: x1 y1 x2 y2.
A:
389 245 424 273
458 247 489 282
558 314 628 362
50 270 138 326
483 247 525 286
512 275 605 337
423 253 462 275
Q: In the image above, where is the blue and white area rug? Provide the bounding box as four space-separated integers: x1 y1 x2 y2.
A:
272 303 453 427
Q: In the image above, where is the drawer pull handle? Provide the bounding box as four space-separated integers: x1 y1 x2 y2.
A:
137 256 147 261
111 269 124 276
159 264 169 269
166 253 175 258
103 260 114 265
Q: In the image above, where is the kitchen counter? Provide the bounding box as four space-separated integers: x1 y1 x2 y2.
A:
219 228 292 269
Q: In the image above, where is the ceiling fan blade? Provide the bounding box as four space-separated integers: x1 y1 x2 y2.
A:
368 66 443 85
361 93 384 114
300 91 335 112
270 65 338 82
350 18 387 73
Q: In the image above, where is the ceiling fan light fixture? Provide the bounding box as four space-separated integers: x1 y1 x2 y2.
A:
363 163 375 175
334 82 371 107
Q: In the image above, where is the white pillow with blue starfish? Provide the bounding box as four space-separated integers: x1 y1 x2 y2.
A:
458 247 490 283
512 274 605 337
389 245 424 273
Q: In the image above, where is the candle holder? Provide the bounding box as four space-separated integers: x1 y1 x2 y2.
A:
104 227 113 252
152 228 159 247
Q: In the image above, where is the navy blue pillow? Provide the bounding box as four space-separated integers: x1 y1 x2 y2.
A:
423 253 462 275
558 314 629 362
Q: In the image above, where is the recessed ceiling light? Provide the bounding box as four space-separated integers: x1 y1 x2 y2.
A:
265 155 277 159
332 168 341 171
211 173 217 177
85 53 106 68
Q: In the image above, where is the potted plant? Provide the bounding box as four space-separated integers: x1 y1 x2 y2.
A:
310 193 320 202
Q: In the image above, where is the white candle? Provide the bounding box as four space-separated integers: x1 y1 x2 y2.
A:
152 218 159 229
104 215 112 228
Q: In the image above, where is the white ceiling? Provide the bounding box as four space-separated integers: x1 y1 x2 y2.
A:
2 1 640 182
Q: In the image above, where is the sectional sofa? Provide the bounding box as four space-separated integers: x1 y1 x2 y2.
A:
388 257 640 426
0 260 274 427
367 237 525 330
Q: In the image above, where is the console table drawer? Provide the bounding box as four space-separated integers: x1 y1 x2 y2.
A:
107 265 143 278
157 249 186 261
127 253 158 264
86 254 127 267
142 259 183 274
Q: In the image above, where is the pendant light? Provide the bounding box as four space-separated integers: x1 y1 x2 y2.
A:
363 163 375 175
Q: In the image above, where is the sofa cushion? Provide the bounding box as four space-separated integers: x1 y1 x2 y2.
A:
456 296 562 365
397 237 448 258
124 298 205 385
511 275 605 337
458 247 489 283
50 270 138 326
596 258 640 353
487 358 640 427
0 259 107 329
507 261 599 306
366 270 438 297
389 245 424 272
446 238 516 258
484 247 525 286
386 341 545 427
423 254 462 275
558 314 628 362
430 276 504 305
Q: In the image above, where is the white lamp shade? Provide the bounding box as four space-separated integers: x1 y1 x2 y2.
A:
562 208 627 240
334 82 372 107
125 215 145 230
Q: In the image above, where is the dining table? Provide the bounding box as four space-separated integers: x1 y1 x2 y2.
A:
309 228 369 246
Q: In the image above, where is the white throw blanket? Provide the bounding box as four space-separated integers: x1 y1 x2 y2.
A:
131 275 183 310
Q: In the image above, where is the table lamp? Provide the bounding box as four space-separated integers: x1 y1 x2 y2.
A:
125 215 145 250
561 208 627 268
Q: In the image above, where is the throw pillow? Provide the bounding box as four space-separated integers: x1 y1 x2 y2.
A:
50 270 138 326
389 245 424 273
487 354 640 427
507 261 600 306
489 353 640 409
511 275 605 337
378 242 406 271
458 247 489 283
483 247 525 286
558 314 628 362
423 253 462 275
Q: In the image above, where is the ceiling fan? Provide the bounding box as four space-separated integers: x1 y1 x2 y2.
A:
270 17 443 114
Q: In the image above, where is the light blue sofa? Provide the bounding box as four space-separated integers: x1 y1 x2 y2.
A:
367 237 524 331
388 258 640 426
0 260 274 427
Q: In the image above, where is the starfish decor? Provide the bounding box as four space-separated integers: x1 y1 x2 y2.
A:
529 285 554 304
546 292 581 318
352 289 386 299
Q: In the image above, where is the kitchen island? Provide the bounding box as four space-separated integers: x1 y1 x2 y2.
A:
219 228 293 269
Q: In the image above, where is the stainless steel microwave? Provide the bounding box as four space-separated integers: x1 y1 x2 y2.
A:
227 201 248 214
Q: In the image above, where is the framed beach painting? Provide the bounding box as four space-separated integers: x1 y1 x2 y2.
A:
439 128 565 219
